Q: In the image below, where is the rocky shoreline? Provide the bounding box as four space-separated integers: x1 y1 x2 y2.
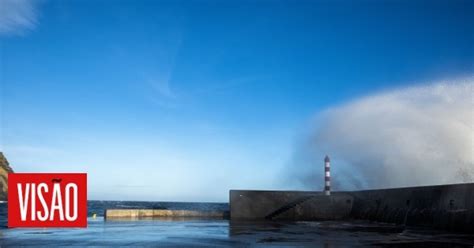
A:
0 152 14 201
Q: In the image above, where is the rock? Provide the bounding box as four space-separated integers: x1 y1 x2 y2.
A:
0 152 14 201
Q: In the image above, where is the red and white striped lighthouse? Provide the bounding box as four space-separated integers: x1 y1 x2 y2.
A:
324 155 331 196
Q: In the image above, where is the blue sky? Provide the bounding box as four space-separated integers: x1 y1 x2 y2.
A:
1 0 473 201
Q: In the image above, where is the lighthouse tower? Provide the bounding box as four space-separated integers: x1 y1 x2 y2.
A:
324 155 331 196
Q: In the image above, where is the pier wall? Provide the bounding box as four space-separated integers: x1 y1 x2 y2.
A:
105 209 228 220
348 183 474 233
229 190 353 221
229 183 474 233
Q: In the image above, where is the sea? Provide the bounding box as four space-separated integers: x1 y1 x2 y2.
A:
1 201 474 247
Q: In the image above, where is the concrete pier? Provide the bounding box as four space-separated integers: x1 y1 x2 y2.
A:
230 190 353 221
348 183 474 233
229 183 474 233
105 209 229 220
103 183 474 233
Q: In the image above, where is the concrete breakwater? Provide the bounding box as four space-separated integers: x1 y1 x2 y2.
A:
105 183 473 233
230 190 353 221
348 183 474 233
229 183 474 233
105 209 229 220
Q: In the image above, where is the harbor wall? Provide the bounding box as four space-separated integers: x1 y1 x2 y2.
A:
105 209 229 220
348 183 474 233
229 183 474 233
229 190 353 221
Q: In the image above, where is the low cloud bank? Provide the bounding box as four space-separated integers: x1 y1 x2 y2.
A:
289 77 473 191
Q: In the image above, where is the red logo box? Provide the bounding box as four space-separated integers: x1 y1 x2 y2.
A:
8 173 87 228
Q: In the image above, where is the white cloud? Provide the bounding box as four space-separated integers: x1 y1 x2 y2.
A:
0 0 38 35
289 77 474 190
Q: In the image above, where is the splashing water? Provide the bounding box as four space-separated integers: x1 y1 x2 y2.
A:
289 77 474 190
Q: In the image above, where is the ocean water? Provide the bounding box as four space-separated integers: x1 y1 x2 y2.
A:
1 201 473 247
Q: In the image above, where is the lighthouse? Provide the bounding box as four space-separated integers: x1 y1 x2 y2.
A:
324 155 331 196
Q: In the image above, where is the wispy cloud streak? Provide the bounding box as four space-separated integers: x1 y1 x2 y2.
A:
0 0 38 35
